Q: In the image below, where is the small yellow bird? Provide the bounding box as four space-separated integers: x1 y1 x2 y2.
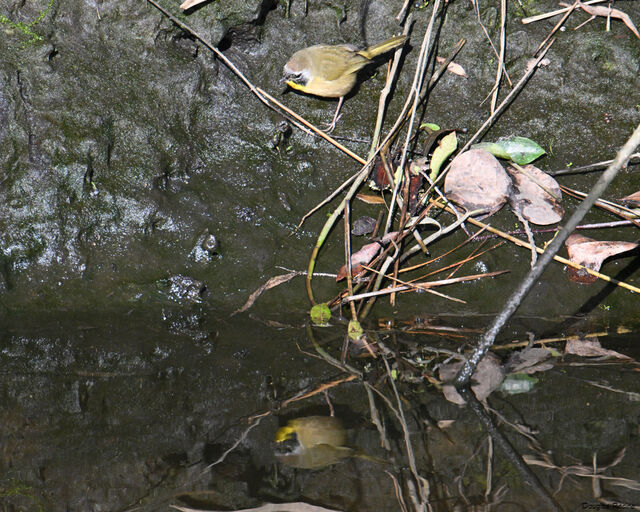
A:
283 35 408 132
274 416 388 469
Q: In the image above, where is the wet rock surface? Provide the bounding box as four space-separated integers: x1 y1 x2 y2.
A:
1 0 637 315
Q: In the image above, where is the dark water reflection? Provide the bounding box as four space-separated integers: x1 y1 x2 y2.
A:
1 310 639 511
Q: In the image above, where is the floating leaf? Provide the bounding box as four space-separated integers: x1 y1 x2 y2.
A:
444 149 511 217
368 154 393 190
565 338 630 360
348 320 364 340
504 346 554 374
565 234 638 284
506 164 564 225
429 131 458 181
233 272 299 315
473 136 546 165
310 303 331 325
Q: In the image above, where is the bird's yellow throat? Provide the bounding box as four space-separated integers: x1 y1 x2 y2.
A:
286 80 307 92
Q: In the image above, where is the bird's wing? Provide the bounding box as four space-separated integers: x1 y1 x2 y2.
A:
316 46 370 81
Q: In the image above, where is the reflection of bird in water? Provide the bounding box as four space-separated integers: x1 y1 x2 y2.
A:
274 416 387 469
283 35 408 132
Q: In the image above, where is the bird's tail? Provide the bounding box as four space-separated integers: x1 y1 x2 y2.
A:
358 34 407 59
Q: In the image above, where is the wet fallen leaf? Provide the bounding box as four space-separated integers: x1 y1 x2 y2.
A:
407 172 424 214
336 242 382 281
565 234 638 284
506 164 564 225
232 272 300 315
620 190 640 207
565 338 630 360
436 56 468 77
504 346 554 374
473 136 546 165
439 353 505 405
352 216 377 236
337 232 398 281
356 193 386 205
444 149 511 217
525 57 551 73
368 154 394 190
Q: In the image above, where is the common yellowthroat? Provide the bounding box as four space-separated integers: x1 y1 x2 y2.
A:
274 416 388 469
283 35 408 132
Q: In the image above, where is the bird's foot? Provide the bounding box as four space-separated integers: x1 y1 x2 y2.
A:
320 113 342 134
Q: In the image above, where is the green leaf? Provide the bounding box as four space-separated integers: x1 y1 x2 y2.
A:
310 303 331 325
348 319 364 340
473 136 546 165
420 122 441 131
429 131 457 181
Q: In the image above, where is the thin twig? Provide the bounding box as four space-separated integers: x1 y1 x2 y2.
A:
514 211 537 268
547 153 640 176
521 0 604 24
369 19 412 159
344 271 507 302
200 416 263 474
490 0 508 114
386 0 443 235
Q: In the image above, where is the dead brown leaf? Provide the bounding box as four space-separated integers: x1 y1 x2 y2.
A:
565 338 630 360
507 164 564 225
444 149 511 217
505 346 555 374
356 193 386 205
436 56 468 78
525 57 551 73
565 233 638 284
336 232 399 281
439 353 505 405
620 190 640 207
563 1 640 39
232 272 300 315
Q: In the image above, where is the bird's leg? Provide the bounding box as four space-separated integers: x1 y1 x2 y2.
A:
322 96 344 133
